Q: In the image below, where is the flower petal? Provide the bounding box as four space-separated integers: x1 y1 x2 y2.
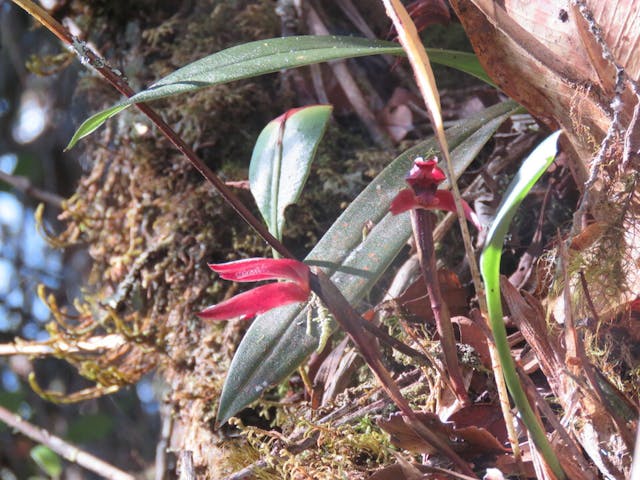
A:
390 188 420 215
197 282 310 321
390 189 481 229
430 190 481 229
208 258 309 286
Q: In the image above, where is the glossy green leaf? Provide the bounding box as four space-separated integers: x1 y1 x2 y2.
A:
30 445 63 478
67 36 492 149
217 100 522 424
249 105 332 242
480 131 564 479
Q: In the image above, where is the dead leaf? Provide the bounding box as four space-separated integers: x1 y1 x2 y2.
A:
395 269 469 323
378 88 419 143
310 337 361 407
378 411 453 455
446 403 509 445
449 0 640 169
378 410 509 457
451 315 492 368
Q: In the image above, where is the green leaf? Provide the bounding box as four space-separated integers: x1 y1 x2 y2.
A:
66 36 492 149
426 49 494 87
480 131 564 479
249 105 332 242
217 100 522 424
65 104 128 151
30 445 63 478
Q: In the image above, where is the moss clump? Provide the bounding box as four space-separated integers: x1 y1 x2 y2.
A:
225 411 393 480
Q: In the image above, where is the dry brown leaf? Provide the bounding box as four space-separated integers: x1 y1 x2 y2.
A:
449 0 640 172
451 315 492 368
446 403 509 445
378 410 508 457
395 269 469 323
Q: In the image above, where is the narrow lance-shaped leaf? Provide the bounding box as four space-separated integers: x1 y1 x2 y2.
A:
66 36 493 149
217 100 522 425
480 131 564 479
249 106 332 242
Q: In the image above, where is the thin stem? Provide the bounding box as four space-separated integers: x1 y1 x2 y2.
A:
0 404 135 480
11 0 293 259
0 170 64 208
310 270 475 476
410 209 469 405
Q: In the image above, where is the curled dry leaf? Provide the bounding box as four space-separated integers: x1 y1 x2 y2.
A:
378 411 508 458
394 269 469 323
448 0 640 171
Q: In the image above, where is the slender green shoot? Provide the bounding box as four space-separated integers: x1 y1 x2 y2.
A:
479 131 565 479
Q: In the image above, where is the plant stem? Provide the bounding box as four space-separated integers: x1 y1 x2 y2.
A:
11 0 293 260
310 270 475 476
410 209 469 405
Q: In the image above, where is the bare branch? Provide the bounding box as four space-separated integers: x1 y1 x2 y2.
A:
0 404 135 480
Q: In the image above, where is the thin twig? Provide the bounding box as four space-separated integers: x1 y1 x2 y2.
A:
0 404 135 480
177 451 195 480
0 335 126 356
154 403 174 480
0 170 64 208
570 0 632 235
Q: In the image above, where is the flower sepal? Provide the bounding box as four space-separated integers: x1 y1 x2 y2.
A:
198 258 311 321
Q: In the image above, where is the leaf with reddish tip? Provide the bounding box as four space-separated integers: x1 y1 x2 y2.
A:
209 258 309 285
198 282 309 321
249 105 332 241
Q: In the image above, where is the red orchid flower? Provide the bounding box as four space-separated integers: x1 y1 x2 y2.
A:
390 157 481 229
198 258 311 321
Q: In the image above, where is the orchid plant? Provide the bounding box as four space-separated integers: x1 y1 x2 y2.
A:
198 158 480 330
